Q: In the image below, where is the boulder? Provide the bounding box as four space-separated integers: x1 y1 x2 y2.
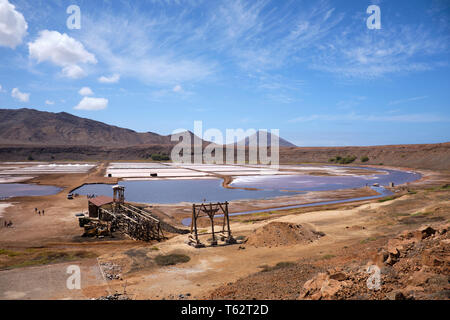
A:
414 226 436 240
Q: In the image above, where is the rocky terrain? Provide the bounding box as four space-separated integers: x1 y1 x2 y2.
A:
300 224 449 300
208 223 449 300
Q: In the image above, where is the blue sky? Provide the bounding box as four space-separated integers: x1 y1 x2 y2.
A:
0 0 449 146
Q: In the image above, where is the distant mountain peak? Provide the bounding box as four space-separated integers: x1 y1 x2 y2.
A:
237 130 297 147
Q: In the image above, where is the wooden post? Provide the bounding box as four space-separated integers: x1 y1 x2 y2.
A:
225 201 231 237
210 203 217 245
192 204 199 244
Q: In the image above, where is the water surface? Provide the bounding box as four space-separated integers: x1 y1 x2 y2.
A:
0 183 61 198
73 179 300 204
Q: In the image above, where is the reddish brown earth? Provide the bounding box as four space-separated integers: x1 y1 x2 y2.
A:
0 142 449 171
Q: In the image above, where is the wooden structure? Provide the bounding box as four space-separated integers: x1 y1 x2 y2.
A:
113 185 125 210
98 203 164 241
88 196 114 218
81 186 164 241
188 201 236 248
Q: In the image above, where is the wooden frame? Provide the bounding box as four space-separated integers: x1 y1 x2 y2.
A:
188 201 236 248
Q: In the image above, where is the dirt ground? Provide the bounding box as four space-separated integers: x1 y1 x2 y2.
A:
0 162 448 300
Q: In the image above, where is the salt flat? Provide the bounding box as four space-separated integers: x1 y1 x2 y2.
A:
2 163 96 174
0 176 34 183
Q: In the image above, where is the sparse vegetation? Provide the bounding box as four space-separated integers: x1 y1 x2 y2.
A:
378 196 396 202
0 249 97 270
154 253 190 266
27 155 34 161
329 155 357 164
150 154 170 161
360 237 377 244
259 261 296 272
361 156 369 162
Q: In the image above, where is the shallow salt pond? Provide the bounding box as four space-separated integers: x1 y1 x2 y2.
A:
0 183 62 199
73 179 299 204
73 167 421 205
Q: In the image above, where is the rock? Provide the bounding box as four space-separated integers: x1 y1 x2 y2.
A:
399 230 414 239
329 272 348 281
385 252 399 266
414 226 436 240
320 279 343 299
408 270 433 286
386 290 406 300
301 273 346 300
422 251 444 267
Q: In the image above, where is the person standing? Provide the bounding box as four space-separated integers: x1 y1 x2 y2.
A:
42 209 45 216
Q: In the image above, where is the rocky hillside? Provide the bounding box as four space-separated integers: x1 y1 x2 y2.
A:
0 108 173 146
279 143 450 170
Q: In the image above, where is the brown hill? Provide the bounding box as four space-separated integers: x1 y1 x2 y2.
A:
0 108 173 146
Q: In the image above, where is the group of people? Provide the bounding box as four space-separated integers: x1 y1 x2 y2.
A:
34 208 45 216
86 194 97 199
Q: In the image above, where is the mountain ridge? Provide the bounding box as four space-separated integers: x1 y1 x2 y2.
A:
0 108 297 147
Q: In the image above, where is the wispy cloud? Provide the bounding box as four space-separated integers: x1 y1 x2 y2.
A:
80 11 215 86
98 74 120 84
388 96 428 106
311 23 449 78
73 0 448 89
289 112 450 123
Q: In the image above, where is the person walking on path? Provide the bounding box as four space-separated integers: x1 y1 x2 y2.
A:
42 209 45 216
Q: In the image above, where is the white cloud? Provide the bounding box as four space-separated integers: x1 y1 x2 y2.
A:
0 0 28 49
172 85 183 92
45 100 54 105
74 97 108 111
62 65 86 79
98 74 120 84
0 84 3 92
28 30 96 79
11 87 29 102
79 86 94 96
